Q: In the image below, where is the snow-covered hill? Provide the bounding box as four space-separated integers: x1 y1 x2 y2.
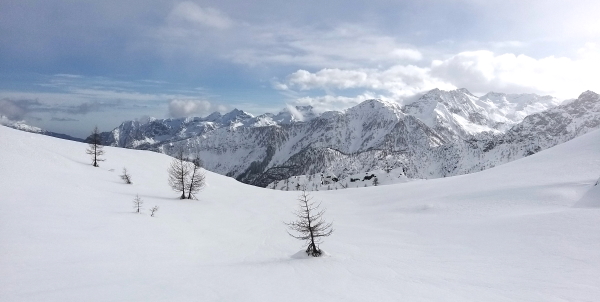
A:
2 125 600 301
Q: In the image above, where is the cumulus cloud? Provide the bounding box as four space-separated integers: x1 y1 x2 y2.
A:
168 99 213 118
279 65 454 101
431 49 600 98
277 45 600 113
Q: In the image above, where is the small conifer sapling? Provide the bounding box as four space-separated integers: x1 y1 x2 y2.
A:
133 194 143 213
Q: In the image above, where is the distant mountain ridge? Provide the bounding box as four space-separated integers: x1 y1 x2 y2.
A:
95 89 599 187
0 116 84 142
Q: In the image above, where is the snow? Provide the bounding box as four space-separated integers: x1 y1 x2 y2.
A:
574 178 600 208
450 113 497 134
1 124 600 301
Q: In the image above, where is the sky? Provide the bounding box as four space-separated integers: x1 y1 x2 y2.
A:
1 0 599 138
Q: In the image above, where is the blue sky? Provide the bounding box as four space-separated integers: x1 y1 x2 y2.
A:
1 0 599 137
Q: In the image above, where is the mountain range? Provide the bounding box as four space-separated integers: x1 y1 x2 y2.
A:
88 88 599 187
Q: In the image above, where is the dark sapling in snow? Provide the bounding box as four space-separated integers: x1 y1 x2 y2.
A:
120 167 132 184
150 206 159 217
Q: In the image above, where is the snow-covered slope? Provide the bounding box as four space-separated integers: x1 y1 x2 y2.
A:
2 125 600 301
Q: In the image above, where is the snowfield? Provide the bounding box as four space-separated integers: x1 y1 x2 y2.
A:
1 125 599 301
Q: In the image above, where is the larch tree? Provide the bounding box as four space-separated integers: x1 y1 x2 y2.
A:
186 154 206 199
86 126 105 167
168 148 191 199
286 189 334 257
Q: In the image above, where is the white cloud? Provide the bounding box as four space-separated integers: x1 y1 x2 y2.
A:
167 2 233 29
276 46 600 113
391 48 423 61
286 104 304 121
279 65 454 100
431 50 600 98
168 99 213 118
286 69 371 90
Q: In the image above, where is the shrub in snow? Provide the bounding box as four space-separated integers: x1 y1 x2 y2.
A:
133 194 143 213
120 167 132 184
595 176 600 186
150 206 159 217
286 190 333 257
85 126 105 167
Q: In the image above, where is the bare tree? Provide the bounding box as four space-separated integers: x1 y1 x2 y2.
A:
286 189 334 257
150 206 159 217
120 167 132 184
168 148 191 199
86 126 105 167
186 154 206 199
133 194 143 213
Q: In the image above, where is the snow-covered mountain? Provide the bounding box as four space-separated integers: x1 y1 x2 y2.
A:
402 88 561 139
96 89 599 187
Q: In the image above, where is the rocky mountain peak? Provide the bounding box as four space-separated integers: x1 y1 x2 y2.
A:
346 98 404 122
579 90 599 100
